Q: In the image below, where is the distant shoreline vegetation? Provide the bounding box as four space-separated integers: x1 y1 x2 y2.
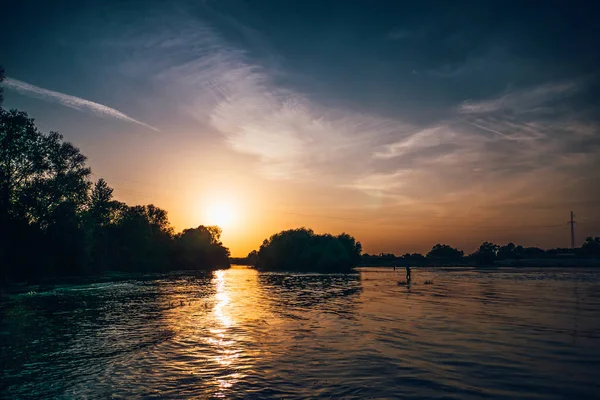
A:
233 239 600 268
360 239 600 267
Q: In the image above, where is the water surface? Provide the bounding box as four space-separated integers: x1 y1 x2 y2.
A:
2 266 599 399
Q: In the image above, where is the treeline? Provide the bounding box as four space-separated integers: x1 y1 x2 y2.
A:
362 238 600 266
246 228 362 273
0 72 229 284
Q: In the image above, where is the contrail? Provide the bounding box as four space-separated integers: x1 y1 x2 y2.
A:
3 77 159 131
467 121 514 140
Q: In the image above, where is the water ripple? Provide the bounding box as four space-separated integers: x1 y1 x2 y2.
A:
1 266 599 399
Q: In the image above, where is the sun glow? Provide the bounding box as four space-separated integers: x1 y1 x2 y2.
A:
204 201 238 229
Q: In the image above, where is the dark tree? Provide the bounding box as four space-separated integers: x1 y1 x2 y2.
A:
521 247 545 258
0 110 91 279
246 250 258 265
426 244 464 259
254 228 362 272
0 110 47 224
497 242 517 260
85 179 124 271
402 253 425 261
582 237 600 256
173 225 230 270
471 241 500 265
88 178 119 227
107 204 174 272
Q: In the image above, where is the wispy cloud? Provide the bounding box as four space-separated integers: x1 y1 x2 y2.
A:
373 126 455 159
455 80 587 143
3 77 159 131
342 170 412 193
144 19 404 179
459 81 579 114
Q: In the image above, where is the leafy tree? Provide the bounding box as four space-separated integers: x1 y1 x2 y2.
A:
84 179 124 271
401 253 425 261
472 241 500 264
582 237 600 256
22 131 91 229
247 250 258 265
254 228 362 272
521 247 545 258
88 178 120 227
0 109 91 279
497 242 516 259
336 232 363 265
0 109 47 224
173 225 230 270
426 244 464 259
108 204 173 272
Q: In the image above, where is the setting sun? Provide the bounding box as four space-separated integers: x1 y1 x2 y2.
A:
205 202 238 229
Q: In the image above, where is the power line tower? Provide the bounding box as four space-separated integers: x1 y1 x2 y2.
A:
569 211 576 248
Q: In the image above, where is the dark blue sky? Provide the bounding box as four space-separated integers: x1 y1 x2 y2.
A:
2 0 599 253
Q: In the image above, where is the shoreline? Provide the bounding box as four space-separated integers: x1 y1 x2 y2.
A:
359 257 600 269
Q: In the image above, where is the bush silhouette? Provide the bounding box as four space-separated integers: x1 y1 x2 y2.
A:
254 228 362 272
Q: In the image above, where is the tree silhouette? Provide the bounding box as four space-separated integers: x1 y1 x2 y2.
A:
426 244 464 259
254 228 362 272
471 242 500 264
173 225 230 270
582 237 600 256
0 109 92 279
497 242 516 259
85 179 125 271
246 250 258 265
0 109 47 224
88 178 119 227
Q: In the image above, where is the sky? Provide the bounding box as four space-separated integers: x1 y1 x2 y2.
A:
1 0 599 256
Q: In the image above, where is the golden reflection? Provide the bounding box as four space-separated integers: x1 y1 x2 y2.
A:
214 270 233 328
209 267 263 395
159 267 264 397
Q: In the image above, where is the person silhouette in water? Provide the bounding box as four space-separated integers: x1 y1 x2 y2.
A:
406 265 412 282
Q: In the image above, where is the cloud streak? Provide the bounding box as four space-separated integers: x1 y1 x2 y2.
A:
3 77 159 131
459 81 579 115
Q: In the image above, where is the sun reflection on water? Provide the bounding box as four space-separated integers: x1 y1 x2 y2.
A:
211 268 246 394
157 267 263 397
214 270 232 328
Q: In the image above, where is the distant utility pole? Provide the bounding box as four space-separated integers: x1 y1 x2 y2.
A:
569 211 576 248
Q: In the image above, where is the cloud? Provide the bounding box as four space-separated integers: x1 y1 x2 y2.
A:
147 19 405 180
373 126 455 159
3 77 159 131
455 80 589 144
342 170 412 193
459 81 579 114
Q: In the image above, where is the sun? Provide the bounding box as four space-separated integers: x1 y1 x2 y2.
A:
205 202 237 229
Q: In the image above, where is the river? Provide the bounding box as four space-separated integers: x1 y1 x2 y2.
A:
1 266 599 399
